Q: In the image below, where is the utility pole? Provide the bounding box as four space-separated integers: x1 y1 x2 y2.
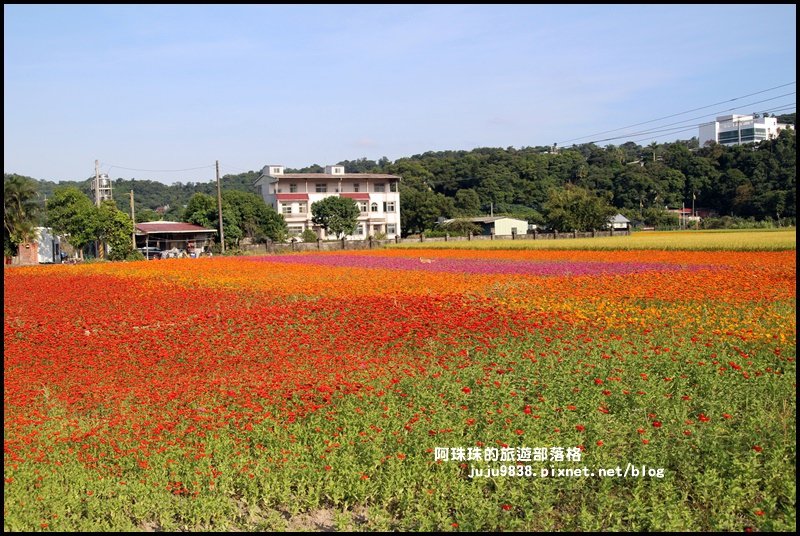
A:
216 160 225 253
130 190 136 249
94 160 100 206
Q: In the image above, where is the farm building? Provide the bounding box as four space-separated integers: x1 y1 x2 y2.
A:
440 216 530 237
135 221 218 256
608 214 631 231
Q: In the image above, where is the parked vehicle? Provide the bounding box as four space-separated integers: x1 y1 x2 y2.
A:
137 246 162 260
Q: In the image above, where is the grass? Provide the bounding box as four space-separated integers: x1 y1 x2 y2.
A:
386 228 797 252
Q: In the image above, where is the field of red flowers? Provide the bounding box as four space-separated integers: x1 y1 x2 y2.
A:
3 247 796 531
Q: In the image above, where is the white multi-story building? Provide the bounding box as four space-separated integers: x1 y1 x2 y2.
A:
699 114 793 147
255 164 402 240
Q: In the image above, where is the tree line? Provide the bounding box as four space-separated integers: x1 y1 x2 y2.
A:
5 118 796 256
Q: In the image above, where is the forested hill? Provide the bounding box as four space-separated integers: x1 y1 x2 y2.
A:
7 121 796 227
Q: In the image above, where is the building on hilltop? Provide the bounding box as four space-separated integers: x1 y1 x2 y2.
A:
699 114 793 147
254 164 402 240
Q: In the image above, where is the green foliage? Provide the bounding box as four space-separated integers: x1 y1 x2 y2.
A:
45 187 99 256
300 228 319 243
96 201 136 261
182 191 287 249
8 128 797 239
311 196 360 238
437 219 483 236
222 190 287 244
544 185 616 231
4 174 40 257
135 208 161 223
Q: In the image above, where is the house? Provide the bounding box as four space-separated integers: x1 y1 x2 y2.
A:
254 164 402 240
13 227 63 265
608 214 631 231
135 221 218 256
699 114 794 147
440 216 529 237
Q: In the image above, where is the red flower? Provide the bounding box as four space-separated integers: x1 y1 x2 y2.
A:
462 387 471 394
523 405 532 414
575 425 585 432
502 504 512 511
652 421 662 428
752 445 763 453
698 413 710 422
596 440 604 446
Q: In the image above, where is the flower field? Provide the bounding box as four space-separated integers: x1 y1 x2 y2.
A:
3 237 796 531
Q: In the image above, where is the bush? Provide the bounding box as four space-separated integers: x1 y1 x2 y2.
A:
300 229 319 243
701 216 780 230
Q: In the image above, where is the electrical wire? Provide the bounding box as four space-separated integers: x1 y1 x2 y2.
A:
556 82 796 146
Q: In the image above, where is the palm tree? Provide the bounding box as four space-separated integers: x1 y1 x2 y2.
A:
4 174 40 258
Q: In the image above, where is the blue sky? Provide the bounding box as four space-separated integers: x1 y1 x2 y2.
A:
4 4 796 185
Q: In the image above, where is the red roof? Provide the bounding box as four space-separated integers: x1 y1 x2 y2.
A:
136 221 217 234
276 193 310 201
340 193 370 200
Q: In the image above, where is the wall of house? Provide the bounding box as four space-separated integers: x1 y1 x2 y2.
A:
492 219 528 236
266 176 402 240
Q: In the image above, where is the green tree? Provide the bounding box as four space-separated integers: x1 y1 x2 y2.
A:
182 192 242 250
4 174 40 258
222 190 287 243
182 193 217 228
135 208 161 223
544 185 616 232
453 188 481 216
45 187 98 259
97 200 136 261
311 196 360 238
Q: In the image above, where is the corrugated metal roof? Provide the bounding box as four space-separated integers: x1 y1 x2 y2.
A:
135 221 217 234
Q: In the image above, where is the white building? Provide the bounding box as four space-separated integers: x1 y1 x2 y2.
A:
254 164 402 240
699 114 793 147
608 213 631 231
440 216 529 237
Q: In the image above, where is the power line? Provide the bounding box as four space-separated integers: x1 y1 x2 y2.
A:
103 163 216 174
580 94 796 146
556 81 796 146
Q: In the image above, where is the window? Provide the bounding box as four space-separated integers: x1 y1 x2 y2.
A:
288 226 303 236
289 183 298 193
387 224 396 235
389 181 398 192
384 201 395 212
316 183 327 193
353 183 360 192
355 225 364 235
298 202 307 214
282 204 293 214
358 202 368 213
374 183 385 192
371 202 379 212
